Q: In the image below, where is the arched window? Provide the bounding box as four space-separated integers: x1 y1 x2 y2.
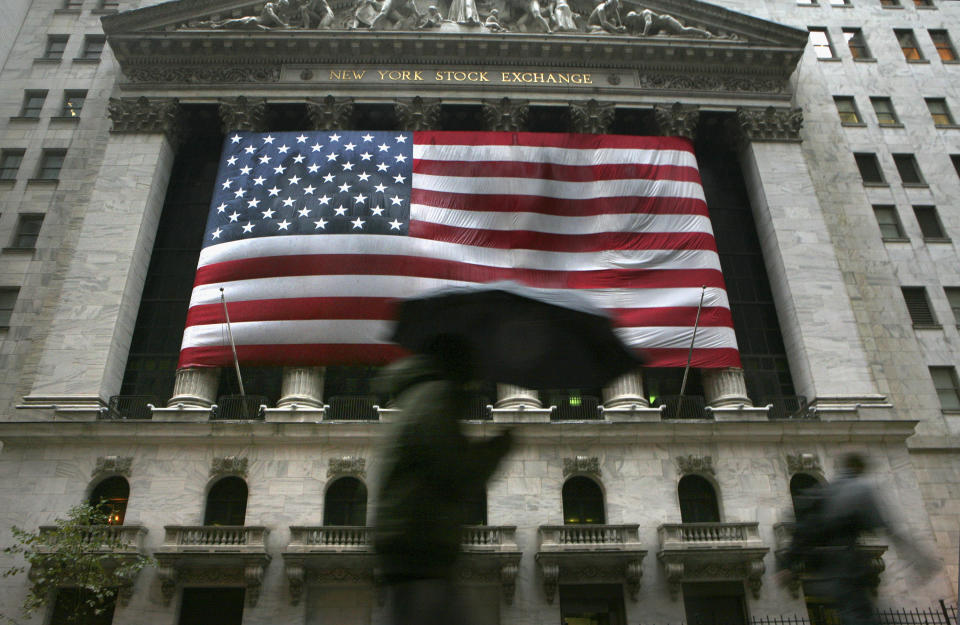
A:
789 473 822 518
323 477 367 526
562 476 605 524
89 476 129 525
678 475 720 523
204 477 248 526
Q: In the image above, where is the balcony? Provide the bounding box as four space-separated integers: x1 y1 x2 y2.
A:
154 525 270 606
34 524 148 605
281 525 521 605
657 522 768 599
535 524 646 604
772 522 887 597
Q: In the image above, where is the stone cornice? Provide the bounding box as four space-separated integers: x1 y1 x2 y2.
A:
0 419 920 445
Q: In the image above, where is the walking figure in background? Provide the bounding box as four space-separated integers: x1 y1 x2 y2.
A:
374 337 513 625
777 453 940 625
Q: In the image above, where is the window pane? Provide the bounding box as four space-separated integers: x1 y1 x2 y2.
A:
854 153 884 183
44 36 67 59
61 90 86 117
810 29 836 59
880 0 901 6
913 206 946 239
20 91 46 118
82 36 105 60
0 288 19 327
944 288 960 325
930 30 957 61
873 205 904 239
844 29 871 58
834 96 861 123
38 150 66 180
926 98 955 126
13 215 43 249
871 97 899 125
930 367 960 411
952 154 960 179
893 154 924 184
914 0 933 6
902 287 937 325
0 150 25 181
896 30 924 60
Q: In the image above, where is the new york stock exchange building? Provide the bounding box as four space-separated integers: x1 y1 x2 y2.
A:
1 0 959 622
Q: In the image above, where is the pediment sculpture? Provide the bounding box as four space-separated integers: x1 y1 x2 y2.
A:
181 0 736 38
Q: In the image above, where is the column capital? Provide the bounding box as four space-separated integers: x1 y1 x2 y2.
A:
394 96 442 131
107 96 184 144
218 96 269 133
306 96 354 131
482 97 529 132
653 102 700 140
734 106 803 143
569 99 615 134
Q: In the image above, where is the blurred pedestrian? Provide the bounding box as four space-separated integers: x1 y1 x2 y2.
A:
777 453 939 625
374 336 513 625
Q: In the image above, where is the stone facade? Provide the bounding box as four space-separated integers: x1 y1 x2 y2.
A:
0 0 958 622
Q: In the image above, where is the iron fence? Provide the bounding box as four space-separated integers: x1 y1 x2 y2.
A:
104 395 157 420
639 602 957 625
654 394 708 419
463 394 493 420
547 394 602 420
761 395 813 420
325 395 379 420
212 395 267 420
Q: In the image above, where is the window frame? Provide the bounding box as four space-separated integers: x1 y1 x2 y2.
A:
35 149 67 181
929 366 960 412
0 149 25 182
59 90 87 118
0 287 19 328
951 154 960 179
925 98 956 127
834 96 863 124
41 35 68 61
895 29 926 61
879 0 901 6
809 28 838 60
77 35 106 62
843 28 873 60
901 286 939 328
913 0 934 8
944 287 960 327
10 214 44 250
870 96 901 126
929 30 958 62
913 205 948 241
893 153 926 186
854 152 886 184
18 90 47 119
873 205 907 241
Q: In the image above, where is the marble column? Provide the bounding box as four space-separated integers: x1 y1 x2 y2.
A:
482 98 530 132
702 367 752 408
569 100 615 134
277 366 325 408
22 97 183 407
395 96 442 131
306 96 354 131
602 370 648 408
734 106 876 402
496 384 541 409
168 367 220 408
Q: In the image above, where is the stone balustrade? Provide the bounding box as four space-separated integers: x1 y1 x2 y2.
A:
539 524 642 549
161 525 268 550
288 525 372 550
659 522 762 547
39 524 147 552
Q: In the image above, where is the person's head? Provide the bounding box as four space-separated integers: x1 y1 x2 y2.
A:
840 452 868 477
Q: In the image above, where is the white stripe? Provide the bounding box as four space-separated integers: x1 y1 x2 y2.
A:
181 319 737 350
413 173 705 201
196 235 721 273
410 204 715 235
193 275 729 310
412 144 698 168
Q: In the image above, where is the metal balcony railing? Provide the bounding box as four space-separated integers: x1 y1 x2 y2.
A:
463 394 493 420
212 395 267 420
547 394 601 420
654 394 708 419
324 395 379 420
105 395 157 420
761 395 813 419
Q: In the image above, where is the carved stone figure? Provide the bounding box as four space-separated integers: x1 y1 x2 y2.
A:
204 1 290 29
549 0 578 32
368 0 423 30
294 0 335 28
587 0 624 34
447 0 483 25
419 5 445 27
350 0 382 27
624 9 712 38
484 8 509 31
504 0 552 33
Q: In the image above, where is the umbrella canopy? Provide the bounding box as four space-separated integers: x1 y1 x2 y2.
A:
389 282 643 390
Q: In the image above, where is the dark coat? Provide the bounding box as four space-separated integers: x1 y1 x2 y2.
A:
374 356 512 581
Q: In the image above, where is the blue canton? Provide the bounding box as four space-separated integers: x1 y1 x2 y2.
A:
204 130 413 248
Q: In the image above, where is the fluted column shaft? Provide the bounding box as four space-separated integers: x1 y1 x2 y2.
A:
702 367 752 408
496 384 541 409
278 366 325 408
168 367 220 408
602 370 648 408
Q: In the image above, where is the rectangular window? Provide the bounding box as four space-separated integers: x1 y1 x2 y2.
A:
914 0 934 7
854 153 885 184
12 215 44 249
79 35 106 61
19 91 47 119
844 28 872 59
952 154 960 179
60 90 86 117
893 153 925 185
834 96 862 124
810 28 837 59
797 0 818 5
0 150 25 181
929 366 960 411
944 287 960 326
902 287 938 326
896 29 925 60
36 149 66 180
880 0 901 6
829 0 851 5
873 205 905 239
42 35 68 60
913 205 947 239
925 98 955 126
930 30 957 61
179 588 244 625
0 288 19 327
98 0 119 8
63 0 83 7
50 588 117 625
870 97 900 125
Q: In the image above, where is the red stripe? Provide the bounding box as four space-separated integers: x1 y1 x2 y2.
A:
178 343 409 369
409 189 709 216
611 307 733 328
193 254 726 290
413 131 694 152
177 344 738 369
186 297 397 326
408 222 718 253
413 159 701 183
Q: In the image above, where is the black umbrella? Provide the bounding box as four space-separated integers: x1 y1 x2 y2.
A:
389 281 643 390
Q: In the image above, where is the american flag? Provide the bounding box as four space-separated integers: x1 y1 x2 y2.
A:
178 130 740 370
